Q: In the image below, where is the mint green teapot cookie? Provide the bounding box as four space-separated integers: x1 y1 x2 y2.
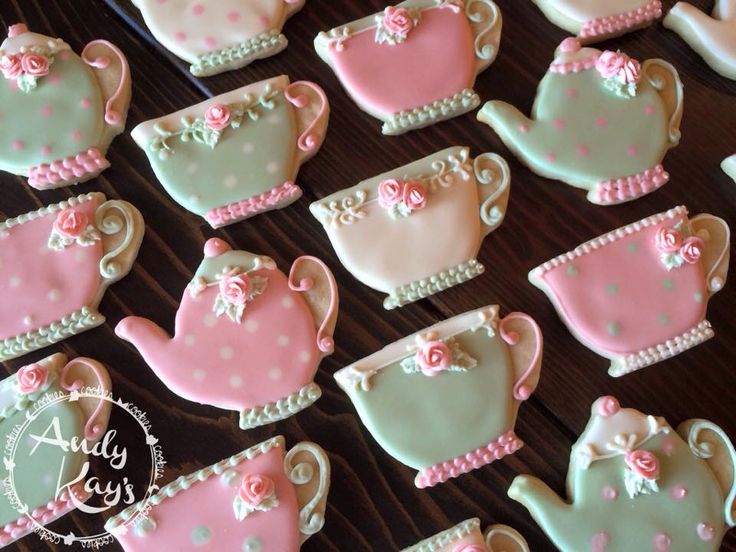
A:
509 396 736 551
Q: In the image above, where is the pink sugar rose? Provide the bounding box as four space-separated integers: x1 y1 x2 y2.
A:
383 6 414 37
16 363 48 394
0 53 23 79
54 209 89 239
204 103 231 130
680 236 704 264
625 449 660 480
20 52 49 77
377 178 403 208
620 57 642 84
402 180 427 211
416 340 451 376
219 273 251 305
596 51 627 79
239 473 275 506
655 226 683 253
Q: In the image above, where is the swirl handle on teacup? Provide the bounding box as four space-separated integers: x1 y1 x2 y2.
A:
465 0 503 72
81 40 131 127
642 59 684 145
283 442 331 544
59 357 112 442
484 524 530 552
474 152 511 236
95 200 145 282
285 81 330 156
499 313 543 401
689 214 730 295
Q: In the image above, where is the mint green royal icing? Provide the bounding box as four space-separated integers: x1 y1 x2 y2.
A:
344 328 512 469
0 55 104 171
191 30 287 77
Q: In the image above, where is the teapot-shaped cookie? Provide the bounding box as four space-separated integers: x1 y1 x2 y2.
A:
509 396 736 551
335 305 542 488
531 0 663 43
314 0 502 135
724 155 736 181
0 354 112 547
0 24 130 189
131 0 306 76
115 238 338 429
401 518 530 552
105 436 330 551
310 147 510 309
478 38 683 205
665 0 736 80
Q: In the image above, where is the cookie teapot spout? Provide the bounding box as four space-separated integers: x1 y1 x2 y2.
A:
508 475 574 534
115 316 173 373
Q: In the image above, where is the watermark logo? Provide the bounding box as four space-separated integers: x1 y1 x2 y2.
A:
2 385 165 548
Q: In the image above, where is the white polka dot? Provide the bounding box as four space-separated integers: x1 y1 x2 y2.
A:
189 195 200 204
694 292 704 303
281 296 294 309
184 334 196 346
229 375 242 388
9 276 21 288
47 289 61 302
298 351 311 363
23 315 34 327
220 346 234 360
203 313 218 327
242 143 254 153
193 369 206 381
276 335 290 347
224 175 238 188
245 320 259 333
187 163 198 175
268 367 282 381
266 162 279 174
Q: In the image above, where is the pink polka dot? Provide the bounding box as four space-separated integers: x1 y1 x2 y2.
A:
566 87 578 98
670 485 687 500
518 123 529 133
576 145 590 157
546 152 557 162
227 10 241 23
204 37 217 48
12 140 25 151
653 532 671 552
9 79 19 91
192 4 204 15
156 0 167 3
40 105 53 117
59 51 71 61
40 145 52 156
646 105 656 115
661 436 676 456
592 532 609 552
72 130 83 142
553 118 565 129
697 523 715 542
80 97 92 108
596 116 608 128
175 32 187 43
49 74 61 85
627 145 639 157
259 15 271 27
601 485 618 501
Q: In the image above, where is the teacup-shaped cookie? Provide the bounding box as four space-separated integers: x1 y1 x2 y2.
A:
116 238 338 429
530 206 730 376
0 193 144 361
314 1 502 135
132 0 306 76
335 305 542 488
401 519 530 552
310 147 510 309
106 436 330 551
0 24 130 189
0 354 112 547
132 76 329 228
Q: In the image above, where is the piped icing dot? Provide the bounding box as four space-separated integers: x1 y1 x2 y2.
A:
40 145 52 157
268 367 282 381
627 145 639 157
646 105 656 115
204 237 230 258
662 278 674 291
553 118 566 129
242 536 263 552
601 485 618 501
660 436 676 456
652 532 671 552
567 87 578 98
245 319 259 333
192 369 206 381
80 97 92 108
192 3 205 16
12 140 25 151
559 37 581 53
72 130 83 142
227 10 242 23
40 105 53 117
597 396 620 417
595 116 608 128
204 37 217 49
576 145 590 157
591 531 609 552
518 123 529 133
697 523 715 542
281 296 295 309
8 23 28 37
566 265 578 276
229 375 243 388
670 485 688 500
175 32 187 43
607 322 621 336
694 291 703 303
191 525 212 546
546 152 557 162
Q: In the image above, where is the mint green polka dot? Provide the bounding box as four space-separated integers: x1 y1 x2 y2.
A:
566 265 578 277
243 536 262 551
607 322 621 336
191 526 212 546
605 284 619 295
694 292 703 303
662 278 674 291
658 314 670 325
627 243 638 254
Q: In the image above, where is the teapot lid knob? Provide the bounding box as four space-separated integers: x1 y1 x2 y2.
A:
558 37 581 54
596 396 620 417
204 238 231 258
7 23 28 38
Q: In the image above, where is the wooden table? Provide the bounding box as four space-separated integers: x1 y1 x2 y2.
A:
1 1 734 550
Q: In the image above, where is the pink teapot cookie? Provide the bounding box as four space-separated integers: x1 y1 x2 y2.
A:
314 1 502 135
105 436 330 551
665 0 736 80
509 396 736 551
131 0 306 76
115 238 338 429
723 155 736 181
310 147 510 309
0 24 131 189
530 206 730 376
0 193 144 361
334 305 542 488
401 519 530 552
131 76 329 228
531 0 663 43
0 353 112 547
478 39 684 205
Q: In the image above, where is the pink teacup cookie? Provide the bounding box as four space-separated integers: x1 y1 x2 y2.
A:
530 206 730 376
0 193 144 361
115 238 338 429
401 519 530 552
0 24 131 189
105 436 330 551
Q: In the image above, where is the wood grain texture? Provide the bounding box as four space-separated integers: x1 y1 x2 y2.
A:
0 0 734 550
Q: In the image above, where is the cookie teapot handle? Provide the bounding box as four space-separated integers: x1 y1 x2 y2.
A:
81 41 131 129
283 442 331 544
690 214 730 295
499 312 543 401
460 0 502 73
642 59 684 146
285 81 330 163
474 153 511 236
59 357 112 443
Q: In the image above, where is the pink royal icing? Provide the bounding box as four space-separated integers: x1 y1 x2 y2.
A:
16 362 48 393
415 340 452 376
624 449 660 480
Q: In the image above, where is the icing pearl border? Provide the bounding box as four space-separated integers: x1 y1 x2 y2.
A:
382 88 480 135
239 382 321 430
400 518 480 552
579 0 663 39
205 181 302 228
190 30 287 77
1 193 98 231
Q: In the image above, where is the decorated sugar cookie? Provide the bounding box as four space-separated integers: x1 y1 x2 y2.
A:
115 238 338 430
0 193 144 361
401 519 530 552
0 24 131 190
509 396 736 551
132 76 329 228
0 354 112 547
530 207 730 377
310 147 510 309
531 0 663 43
106 436 330 551
665 0 736 80
335 305 542 488
314 1 502 135
478 38 684 205
131 0 306 77
723 155 736 181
